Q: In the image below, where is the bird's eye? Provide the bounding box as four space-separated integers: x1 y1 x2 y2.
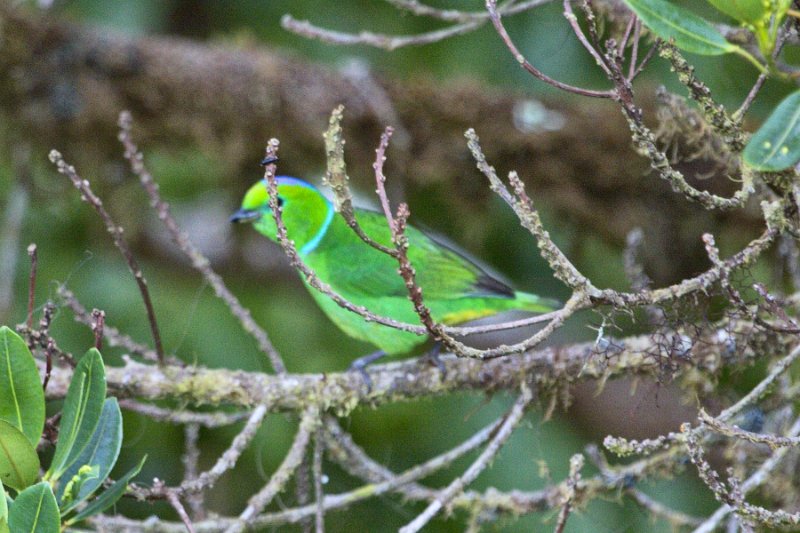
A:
276 196 285 207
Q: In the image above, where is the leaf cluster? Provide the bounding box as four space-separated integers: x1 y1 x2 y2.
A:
0 327 144 533
624 0 800 171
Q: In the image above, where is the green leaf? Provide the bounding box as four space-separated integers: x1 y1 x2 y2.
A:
8 482 60 533
0 420 40 491
0 483 7 519
706 0 768 25
67 455 146 525
624 0 738 55
0 485 7 533
0 482 8 533
743 90 800 171
57 398 122 512
0 327 45 447
46 349 106 482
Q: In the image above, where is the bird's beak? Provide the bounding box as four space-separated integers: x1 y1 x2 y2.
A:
229 208 261 224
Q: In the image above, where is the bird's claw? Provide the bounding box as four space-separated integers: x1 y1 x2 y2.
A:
348 350 387 393
422 342 446 380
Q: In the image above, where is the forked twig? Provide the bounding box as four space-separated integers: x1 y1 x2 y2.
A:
399 381 534 532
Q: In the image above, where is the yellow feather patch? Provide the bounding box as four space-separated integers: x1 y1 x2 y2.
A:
242 181 268 211
441 309 498 325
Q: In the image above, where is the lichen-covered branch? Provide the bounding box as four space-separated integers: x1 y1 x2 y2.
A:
41 313 788 415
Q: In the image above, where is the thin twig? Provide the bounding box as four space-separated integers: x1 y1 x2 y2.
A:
225 408 319 533
699 409 800 449
313 426 325 533
486 0 616 99
553 454 584 533
386 0 548 22
48 149 165 364
323 106 397 257
164 488 196 533
627 489 703 528
131 404 268 500
117 111 285 374
563 0 612 77
118 399 250 428
399 381 534 533
58 286 161 363
91 308 105 351
716 342 800 423
693 416 800 533
26 243 37 330
282 15 483 51
182 423 205 520
685 421 800 529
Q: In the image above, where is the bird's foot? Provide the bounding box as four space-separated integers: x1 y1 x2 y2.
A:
421 342 446 380
348 350 387 392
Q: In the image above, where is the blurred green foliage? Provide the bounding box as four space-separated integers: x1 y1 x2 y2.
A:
0 0 790 530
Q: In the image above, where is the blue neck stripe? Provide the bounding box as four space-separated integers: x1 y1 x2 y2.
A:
300 204 335 255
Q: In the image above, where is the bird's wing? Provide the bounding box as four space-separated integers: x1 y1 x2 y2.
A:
318 209 514 301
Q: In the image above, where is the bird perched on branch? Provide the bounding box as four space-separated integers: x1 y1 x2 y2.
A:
231 175 557 369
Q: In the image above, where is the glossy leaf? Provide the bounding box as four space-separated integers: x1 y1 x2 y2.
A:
706 0 768 25
0 420 39 491
46 349 106 482
8 483 59 533
58 398 122 512
67 455 146 525
743 90 800 171
624 0 738 55
0 327 45 447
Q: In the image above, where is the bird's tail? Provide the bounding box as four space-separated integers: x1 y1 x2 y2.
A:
513 291 561 314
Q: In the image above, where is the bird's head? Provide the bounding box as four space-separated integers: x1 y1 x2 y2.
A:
230 176 333 254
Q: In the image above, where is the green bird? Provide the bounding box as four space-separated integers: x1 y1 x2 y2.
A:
231 175 557 368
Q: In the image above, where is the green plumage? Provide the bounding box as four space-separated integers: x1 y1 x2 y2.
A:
231 177 556 354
